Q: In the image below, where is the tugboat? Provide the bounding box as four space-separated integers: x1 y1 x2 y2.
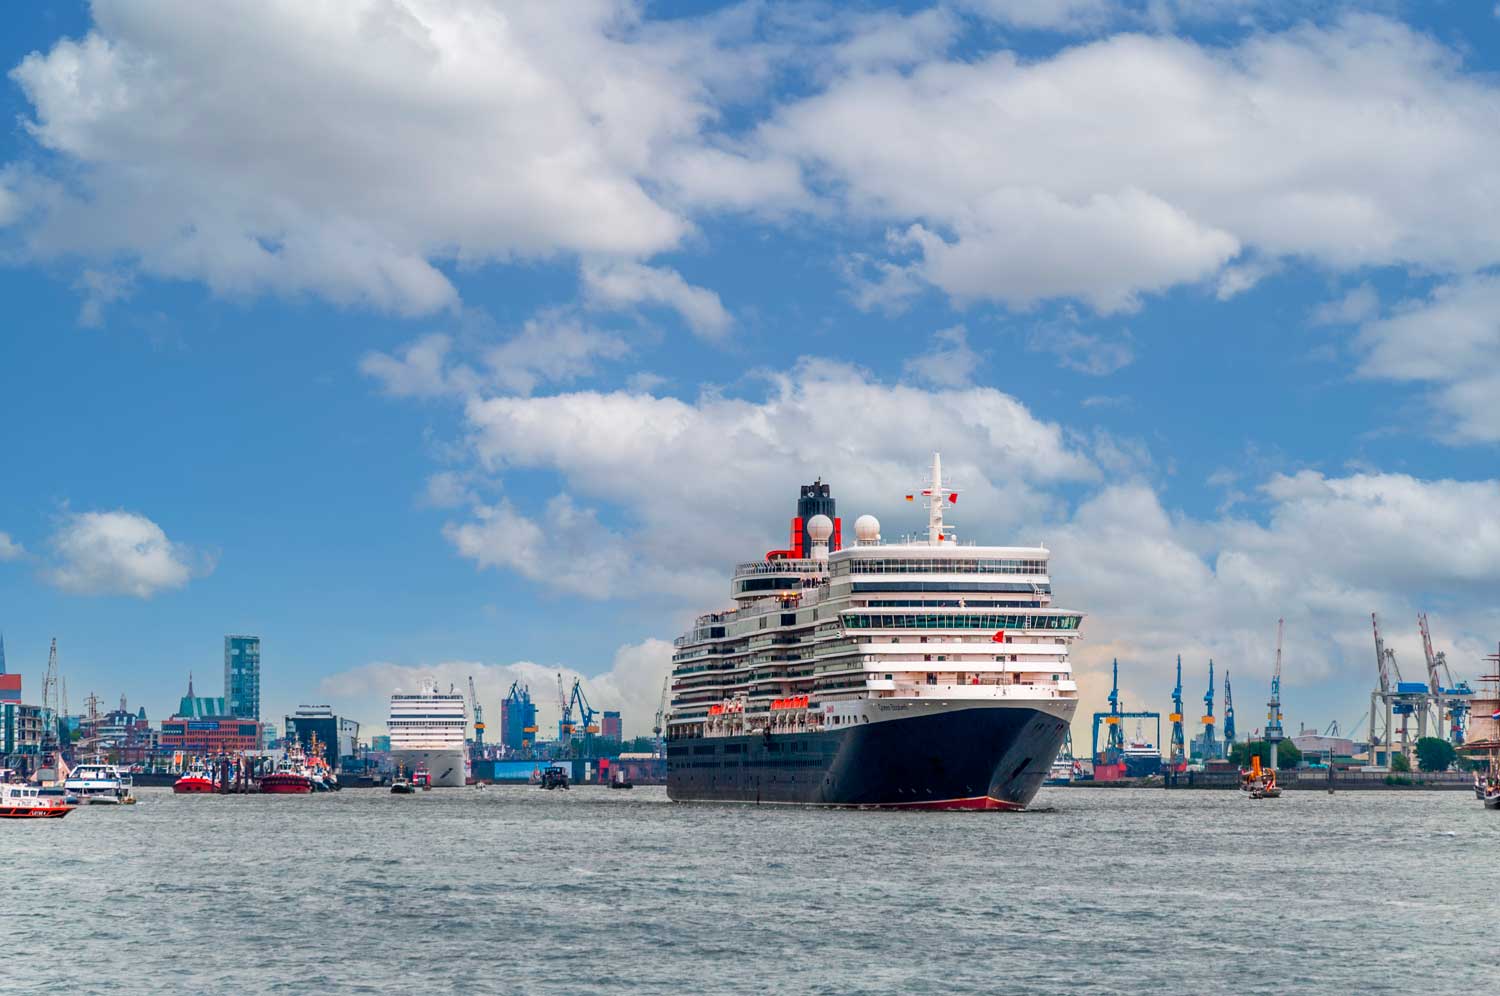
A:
173 761 217 794
1240 755 1282 799
1 782 77 819
609 768 634 790
390 764 415 794
539 767 569 790
260 744 314 794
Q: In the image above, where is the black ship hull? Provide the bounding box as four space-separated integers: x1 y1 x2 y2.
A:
667 705 1069 810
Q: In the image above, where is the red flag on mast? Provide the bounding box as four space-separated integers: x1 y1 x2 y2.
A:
991 631 1006 643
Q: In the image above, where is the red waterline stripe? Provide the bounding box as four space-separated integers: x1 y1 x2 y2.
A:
881 795 1024 812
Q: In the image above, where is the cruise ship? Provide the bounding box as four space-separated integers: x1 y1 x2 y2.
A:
665 455 1082 810
388 679 469 787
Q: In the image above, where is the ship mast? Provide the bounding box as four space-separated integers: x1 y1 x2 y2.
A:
921 452 959 544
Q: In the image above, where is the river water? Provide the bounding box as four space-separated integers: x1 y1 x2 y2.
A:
3 785 1485 995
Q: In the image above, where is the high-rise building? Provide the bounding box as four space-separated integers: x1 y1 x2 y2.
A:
602 710 622 740
224 635 261 720
0 631 19 704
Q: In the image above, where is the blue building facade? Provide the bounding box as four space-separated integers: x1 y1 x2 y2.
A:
224 635 261 721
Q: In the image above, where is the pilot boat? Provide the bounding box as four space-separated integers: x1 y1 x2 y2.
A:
1 782 76 819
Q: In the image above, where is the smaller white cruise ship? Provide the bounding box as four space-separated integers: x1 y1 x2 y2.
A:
388 679 469 788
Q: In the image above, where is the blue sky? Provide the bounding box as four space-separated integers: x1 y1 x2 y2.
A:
3 1 1499 741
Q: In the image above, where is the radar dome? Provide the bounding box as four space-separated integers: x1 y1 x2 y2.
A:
854 514 881 542
806 514 834 542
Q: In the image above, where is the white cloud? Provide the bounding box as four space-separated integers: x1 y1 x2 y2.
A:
0 532 24 561
1215 257 1281 300
446 359 1096 588
45 510 206 597
1354 275 1500 442
359 333 472 399
443 495 719 601
1310 282 1379 326
762 16 1500 311
1026 318 1135 375
580 259 732 340
318 638 674 739
361 312 629 400
73 268 134 328
5 1 780 315
903 325 980 387
485 312 631 395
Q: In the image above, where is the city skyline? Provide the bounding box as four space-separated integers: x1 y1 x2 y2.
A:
3 2 1500 746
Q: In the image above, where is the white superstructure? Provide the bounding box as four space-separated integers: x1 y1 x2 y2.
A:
63 761 134 804
388 679 469 788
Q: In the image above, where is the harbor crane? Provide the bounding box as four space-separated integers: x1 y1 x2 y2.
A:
1419 613 1472 744
1267 619 1285 769
40 638 61 760
1369 612 1431 765
1090 659 1161 777
1201 658 1218 760
557 673 574 741
565 678 600 755
1223 667 1236 747
468 675 484 749
1168 656 1186 771
652 674 671 758
568 679 599 736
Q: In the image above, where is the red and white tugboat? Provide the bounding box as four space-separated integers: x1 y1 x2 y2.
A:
260 744 314 794
1 782 77 819
173 761 217 794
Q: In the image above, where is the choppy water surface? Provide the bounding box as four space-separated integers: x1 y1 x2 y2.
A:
3 785 1486 995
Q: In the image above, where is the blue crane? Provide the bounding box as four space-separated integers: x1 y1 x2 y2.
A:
1104 659 1124 758
1201 658 1218 760
1091 659 1161 776
1223 667 1236 747
568 678 599 737
1168 655 1186 770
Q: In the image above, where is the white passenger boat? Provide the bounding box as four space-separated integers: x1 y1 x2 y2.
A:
63 762 135 805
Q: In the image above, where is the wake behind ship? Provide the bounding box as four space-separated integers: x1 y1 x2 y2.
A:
665 455 1082 811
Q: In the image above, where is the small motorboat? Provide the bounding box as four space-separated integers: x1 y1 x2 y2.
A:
539 768 569 790
609 771 633 790
1 782 76 819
